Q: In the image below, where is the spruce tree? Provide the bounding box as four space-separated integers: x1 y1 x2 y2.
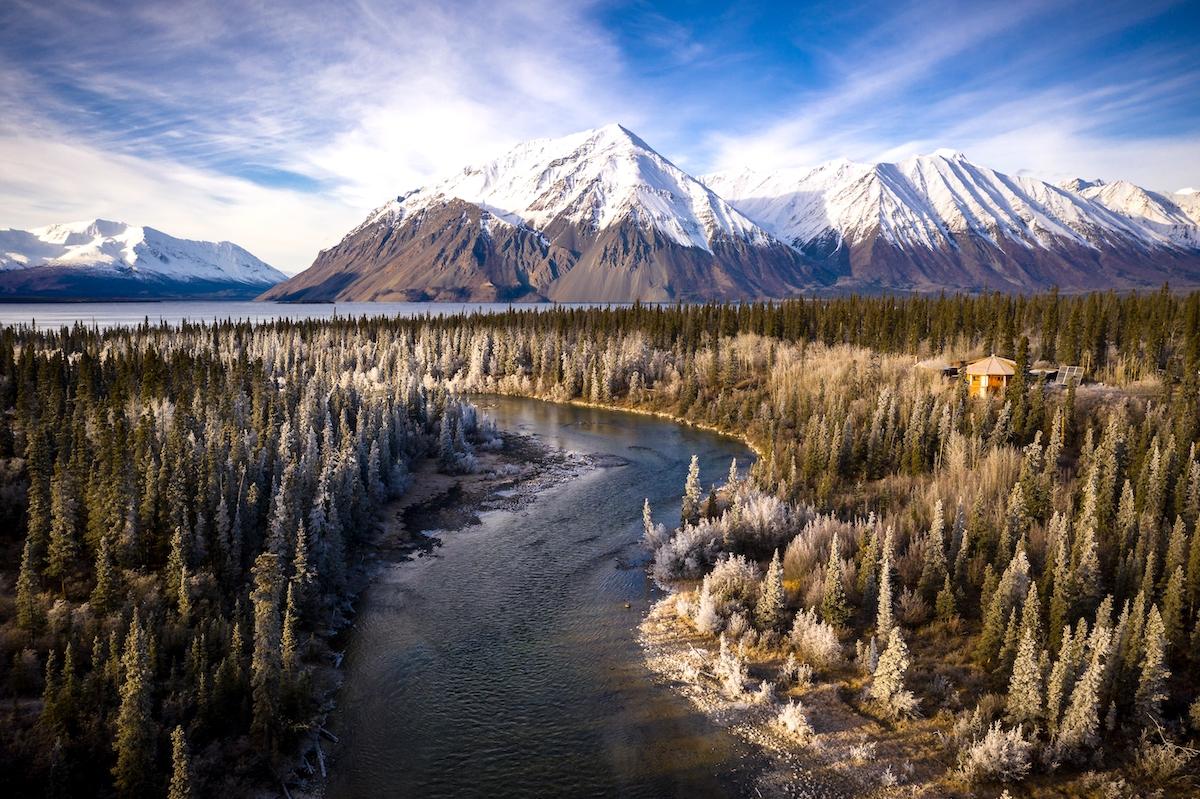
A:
15 532 42 634
917 499 947 601
870 627 915 719
1134 606 1169 730
681 454 701 526
91 532 120 612
113 612 155 799
1161 565 1185 647
935 574 957 622
1006 627 1044 729
168 726 192 799
756 550 787 632
876 527 894 639
46 460 80 595
821 536 850 627
250 553 283 751
1052 624 1111 764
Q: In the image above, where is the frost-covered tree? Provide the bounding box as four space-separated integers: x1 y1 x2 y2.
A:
876 527 895 639
250 553 283 750
1006 628 1043 728
918 500 948 601
681 455 702 526
756 549 786 632
1052 624 1111 763
1134 605 1169 730
821 534 851 627
871 627 916 719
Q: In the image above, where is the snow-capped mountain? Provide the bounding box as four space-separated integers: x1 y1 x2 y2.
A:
262 124 813 302
705 153 1200 292
0 219 286 299
1067 180 1200 249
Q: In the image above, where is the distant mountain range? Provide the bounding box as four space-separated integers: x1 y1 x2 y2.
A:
263 125 1200 302
0 219 286 300
704 156 1200 292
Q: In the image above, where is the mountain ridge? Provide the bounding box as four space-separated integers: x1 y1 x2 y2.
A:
263 126 1200 301
260 124 817 303
0 219 286 300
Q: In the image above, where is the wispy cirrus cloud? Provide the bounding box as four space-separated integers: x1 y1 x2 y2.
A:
699 0 1200 186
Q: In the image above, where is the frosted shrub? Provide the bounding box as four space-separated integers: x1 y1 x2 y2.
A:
897 587 930 626
714 635 747 697
726 611 751 641
777 701 815 741
849 741 876 764
753 679 775 705
652 522 721 582
673 593 695 622
794 663 814 691
642 520 670 552
783 514 848 573
707 554 760 606
1131 735 1195 786
789 609 842 668
729 490 800 555
879 766 899 787
693 577 723 635
957 722 1033 785
779 652 800 684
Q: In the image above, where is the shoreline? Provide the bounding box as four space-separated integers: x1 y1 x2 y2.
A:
639 594 926 799
474 390 766 459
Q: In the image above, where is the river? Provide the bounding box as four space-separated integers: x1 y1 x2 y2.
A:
326 396 756 798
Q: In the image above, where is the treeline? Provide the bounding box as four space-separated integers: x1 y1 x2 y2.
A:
0 323 490 797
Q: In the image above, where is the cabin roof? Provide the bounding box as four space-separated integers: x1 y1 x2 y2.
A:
965 354 1017 376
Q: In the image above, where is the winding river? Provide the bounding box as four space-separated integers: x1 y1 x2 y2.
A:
327 396 755 798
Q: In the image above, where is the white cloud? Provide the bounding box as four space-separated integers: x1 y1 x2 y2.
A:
0 128 361 273
0 0 636 268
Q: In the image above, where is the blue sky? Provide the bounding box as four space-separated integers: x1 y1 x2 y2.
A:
1 0 1197 271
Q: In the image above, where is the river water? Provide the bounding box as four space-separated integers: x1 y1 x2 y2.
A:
327 396 755 798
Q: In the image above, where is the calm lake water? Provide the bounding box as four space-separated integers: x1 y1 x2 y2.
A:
327 396 755 798
0 300 617 330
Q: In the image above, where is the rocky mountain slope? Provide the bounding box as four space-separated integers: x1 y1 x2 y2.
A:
0 219 286 300
260 124 815 302
703 153 1200 292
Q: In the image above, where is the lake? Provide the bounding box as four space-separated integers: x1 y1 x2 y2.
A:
0 300 620 330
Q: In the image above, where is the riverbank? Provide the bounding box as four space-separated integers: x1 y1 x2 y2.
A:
276 430 591 798
639 594 952 799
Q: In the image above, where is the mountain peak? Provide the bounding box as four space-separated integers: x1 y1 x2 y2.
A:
375 124 773 253
1061 178 1106 193
928 148 968 161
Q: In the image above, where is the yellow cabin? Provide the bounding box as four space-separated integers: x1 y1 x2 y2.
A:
965 354 1017 398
